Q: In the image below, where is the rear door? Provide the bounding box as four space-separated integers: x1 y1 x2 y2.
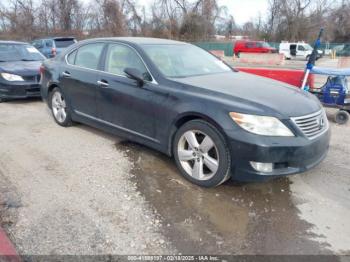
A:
96 43 161 141
60 42 105 117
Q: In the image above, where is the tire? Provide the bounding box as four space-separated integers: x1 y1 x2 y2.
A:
334 110 349 125
306 55 310 61
235 52 240 58
173 119 231 188
49 87 72 127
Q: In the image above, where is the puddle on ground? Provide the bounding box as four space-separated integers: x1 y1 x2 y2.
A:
116 141 332 254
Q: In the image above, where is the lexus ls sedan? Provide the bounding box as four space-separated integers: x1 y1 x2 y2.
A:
40 38 330 187
0 41 45 102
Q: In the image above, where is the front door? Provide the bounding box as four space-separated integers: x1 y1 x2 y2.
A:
297 45 306 57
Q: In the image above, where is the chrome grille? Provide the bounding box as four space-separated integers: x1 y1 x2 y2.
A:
291 110 328 139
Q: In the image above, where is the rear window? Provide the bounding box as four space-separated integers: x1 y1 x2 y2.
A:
54 39 76 48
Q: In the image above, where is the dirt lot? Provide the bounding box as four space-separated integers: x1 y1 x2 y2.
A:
0 99 350 255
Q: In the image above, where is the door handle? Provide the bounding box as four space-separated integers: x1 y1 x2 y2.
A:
62 71 71 77
97 80 109 88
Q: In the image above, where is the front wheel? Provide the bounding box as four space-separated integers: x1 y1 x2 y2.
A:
173 120 231 187
49 87 72 127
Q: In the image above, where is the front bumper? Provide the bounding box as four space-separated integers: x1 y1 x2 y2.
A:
0 82 41 100
226 127 331 182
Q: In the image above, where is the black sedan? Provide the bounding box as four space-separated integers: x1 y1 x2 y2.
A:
0 41 45 102
40 38 330 187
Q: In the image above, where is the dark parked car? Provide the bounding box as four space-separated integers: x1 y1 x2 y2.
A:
32 37 77 58
40 37 330 187
0 41 45 102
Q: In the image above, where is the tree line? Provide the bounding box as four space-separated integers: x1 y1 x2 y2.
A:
0 0 349 43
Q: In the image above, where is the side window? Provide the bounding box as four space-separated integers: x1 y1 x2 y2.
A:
298 45 305 51
104 44 152 81
46 40 53 48
67 50 77 65
75 43 104 70
245 42 255 48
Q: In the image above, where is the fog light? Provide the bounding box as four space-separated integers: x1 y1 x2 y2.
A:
250 162 273 173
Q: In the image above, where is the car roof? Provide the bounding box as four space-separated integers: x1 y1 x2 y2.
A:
280 42 309 45
0 40 27 45
33 37 76 41
80 37 187 45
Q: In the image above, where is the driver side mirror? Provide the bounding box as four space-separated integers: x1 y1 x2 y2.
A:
124 68 144 87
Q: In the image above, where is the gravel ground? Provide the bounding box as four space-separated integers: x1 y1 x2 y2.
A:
0 99 172 255
0 99 349 256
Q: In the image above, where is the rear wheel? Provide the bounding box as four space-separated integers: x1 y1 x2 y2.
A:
50 87 72 127
335 110 349 125
173 120 231 187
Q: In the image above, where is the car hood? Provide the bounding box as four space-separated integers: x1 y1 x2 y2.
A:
172 72 321 118
0 61 42 76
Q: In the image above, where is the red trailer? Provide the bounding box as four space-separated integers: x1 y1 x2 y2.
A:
237 67 315 89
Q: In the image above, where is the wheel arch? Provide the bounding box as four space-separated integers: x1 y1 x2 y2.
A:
167 112 228 156
46 83 60 108
48 83 59 94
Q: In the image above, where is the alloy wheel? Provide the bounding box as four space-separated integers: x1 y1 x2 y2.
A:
177 130 219 181
52 91 67 123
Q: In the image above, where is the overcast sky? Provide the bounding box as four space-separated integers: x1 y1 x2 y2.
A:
78 0 269 25
136 0 268 25
217 0 268 24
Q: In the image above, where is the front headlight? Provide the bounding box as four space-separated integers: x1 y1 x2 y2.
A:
230 112 294 137
1 73 24 81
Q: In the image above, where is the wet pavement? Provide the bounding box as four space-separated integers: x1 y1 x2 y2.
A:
116 141 333 255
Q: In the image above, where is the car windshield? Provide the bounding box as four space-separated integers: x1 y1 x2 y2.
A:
54 39 76 48
142 44 232 78
0 43 45 62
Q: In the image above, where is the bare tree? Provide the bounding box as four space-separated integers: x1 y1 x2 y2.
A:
0 0 348 44
329 0 350 42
